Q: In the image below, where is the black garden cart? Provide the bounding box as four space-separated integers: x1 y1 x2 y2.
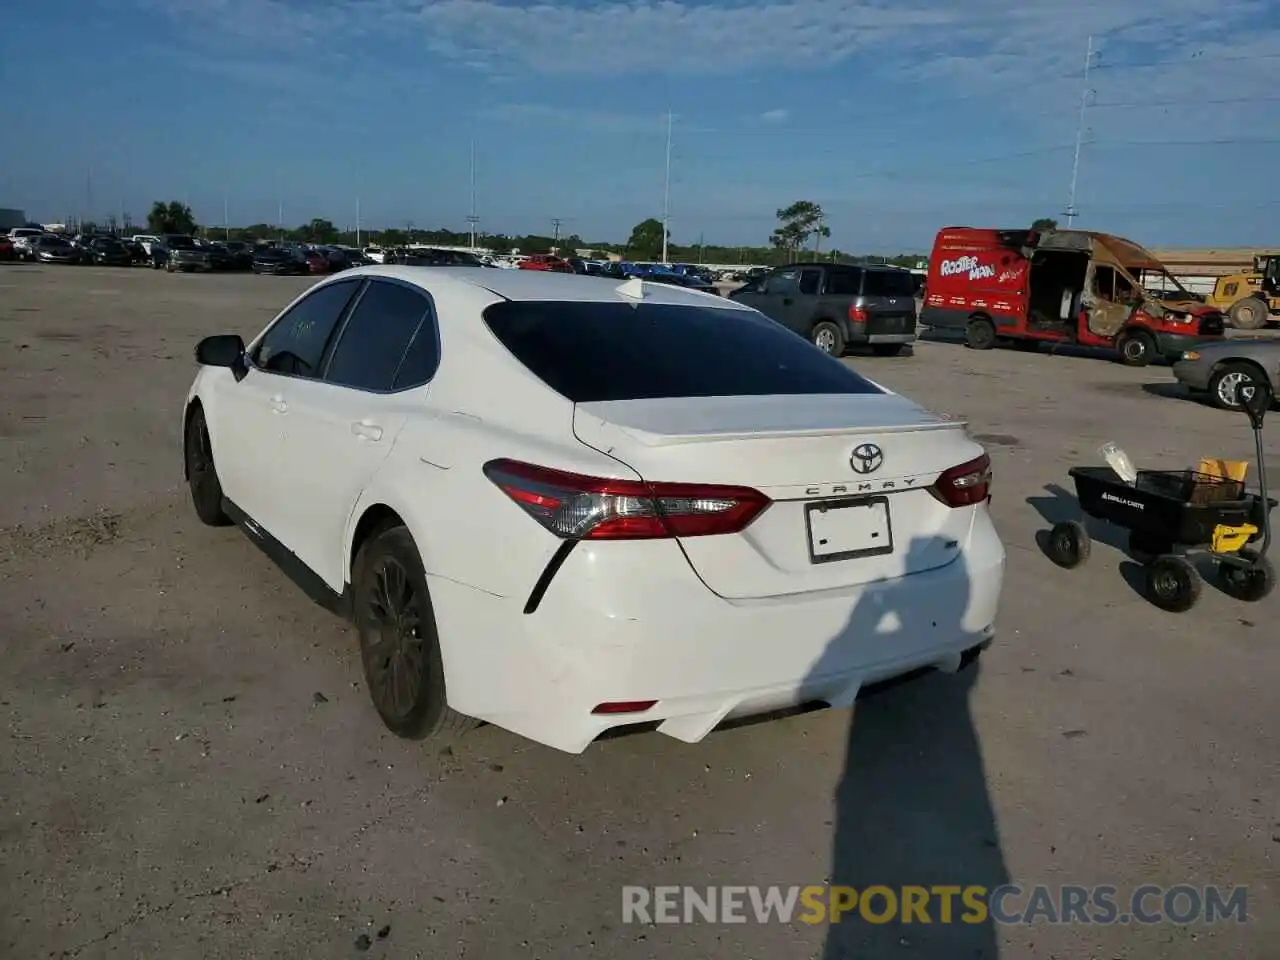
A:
1043 380 1275 612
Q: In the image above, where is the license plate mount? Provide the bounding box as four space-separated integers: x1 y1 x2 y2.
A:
805 496 894 564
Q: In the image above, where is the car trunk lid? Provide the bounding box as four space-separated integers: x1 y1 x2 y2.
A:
572 393 984 599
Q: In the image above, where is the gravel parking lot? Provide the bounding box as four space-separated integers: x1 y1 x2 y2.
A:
2 265 1276 959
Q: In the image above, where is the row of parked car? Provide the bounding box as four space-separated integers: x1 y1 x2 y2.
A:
0 228 385 276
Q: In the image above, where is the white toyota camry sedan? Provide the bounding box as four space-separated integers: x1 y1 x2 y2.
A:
183 266 1006 753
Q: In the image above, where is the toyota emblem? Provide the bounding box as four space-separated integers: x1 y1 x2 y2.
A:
850 443 884 474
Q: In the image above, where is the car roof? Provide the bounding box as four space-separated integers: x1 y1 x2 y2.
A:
330 264 750 308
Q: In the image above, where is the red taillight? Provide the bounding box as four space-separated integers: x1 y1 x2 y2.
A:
849 306 868 323
483 459 771 540
928 453 992 507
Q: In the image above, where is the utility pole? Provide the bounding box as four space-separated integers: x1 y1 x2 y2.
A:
551 218 562 245
85 168 93 226
1064 35 1095 227
223 193 230 240
466 137 480 250
661 109 673 264
356 197 362 248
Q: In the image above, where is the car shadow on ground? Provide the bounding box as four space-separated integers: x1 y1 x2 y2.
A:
918 328 1175 366
1141 382 1204 405
806 537 1007 959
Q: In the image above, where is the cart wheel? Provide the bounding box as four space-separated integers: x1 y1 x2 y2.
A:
1216 550 1275 602
1146 555 1201 612
1128 531 1172 565
1045 520 1091 568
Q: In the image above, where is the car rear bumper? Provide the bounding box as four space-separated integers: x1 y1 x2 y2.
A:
429 512 1005 753
849 317 918 344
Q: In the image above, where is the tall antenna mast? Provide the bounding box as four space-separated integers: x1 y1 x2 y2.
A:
1064 35 1095 227
661 109 672 264
466 137 480 250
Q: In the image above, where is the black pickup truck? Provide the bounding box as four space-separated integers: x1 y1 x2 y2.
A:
728 262 918 356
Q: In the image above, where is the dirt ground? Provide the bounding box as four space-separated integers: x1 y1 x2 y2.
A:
1 265 1277 959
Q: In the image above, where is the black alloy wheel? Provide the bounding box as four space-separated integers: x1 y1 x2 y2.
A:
353 526 474 741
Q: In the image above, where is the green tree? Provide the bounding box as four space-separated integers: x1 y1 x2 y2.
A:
627 218 667 260
770 200 826 261
1031 218 1058 230
300 218 338 243
146 201 197 235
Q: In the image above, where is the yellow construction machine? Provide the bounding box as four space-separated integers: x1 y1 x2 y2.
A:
1205 252 1280 330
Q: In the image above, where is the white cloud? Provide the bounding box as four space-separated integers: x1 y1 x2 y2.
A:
137 0 1280 139
760 109 789 124
138 0 1279 75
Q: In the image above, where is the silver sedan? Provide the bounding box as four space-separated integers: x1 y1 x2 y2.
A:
1172 338 1280 410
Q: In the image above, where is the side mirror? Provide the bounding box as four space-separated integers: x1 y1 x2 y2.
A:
1238 377 1273 428
196 334 245 369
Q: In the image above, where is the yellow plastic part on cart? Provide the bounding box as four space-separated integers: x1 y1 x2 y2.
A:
1198 458 1248 483
1212 522 1258 554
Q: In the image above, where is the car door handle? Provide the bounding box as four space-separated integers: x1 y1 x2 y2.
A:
270 395 287 413
351 420 383 441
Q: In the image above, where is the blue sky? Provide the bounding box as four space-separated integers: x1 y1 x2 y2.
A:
2 0 1279 251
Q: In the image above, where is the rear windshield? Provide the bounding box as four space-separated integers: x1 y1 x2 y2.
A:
483 301 884 402
862 269 918 297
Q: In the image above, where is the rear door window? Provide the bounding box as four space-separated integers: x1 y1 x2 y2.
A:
483 301 884 402
798 269 822 295
323 280 435 391
862 270 918 297
825 268 863 295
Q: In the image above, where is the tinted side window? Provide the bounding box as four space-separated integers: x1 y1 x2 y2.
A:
798 269 822 295
393 318 441 389
764 270 798 294
483 301 884 402
324 280 433 391
825 268 863 295
253 279 361 377
863 270 918 297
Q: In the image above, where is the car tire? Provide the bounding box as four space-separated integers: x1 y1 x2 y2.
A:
811 321 845 356
1228 297 1269 331
184 406 232 527
1116 329 1155 367
965 317 997 350
871 343 905 357
352 525 476 742
1207 361 1265 411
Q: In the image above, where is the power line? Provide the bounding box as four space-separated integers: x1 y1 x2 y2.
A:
1091 50 1280 72
1092 93 1280 109
1086 135 1280 147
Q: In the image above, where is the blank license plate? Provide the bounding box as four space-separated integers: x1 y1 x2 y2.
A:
805 497 893 563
